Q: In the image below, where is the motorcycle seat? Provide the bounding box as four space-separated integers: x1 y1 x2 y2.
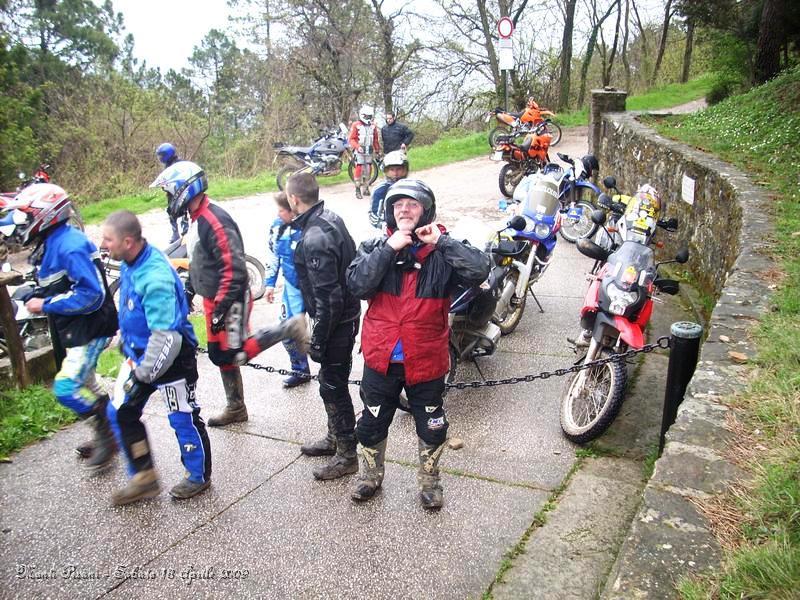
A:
278 145 314 155
493 239 528 257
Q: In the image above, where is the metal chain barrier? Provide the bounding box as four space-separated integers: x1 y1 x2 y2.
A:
197 336 671 390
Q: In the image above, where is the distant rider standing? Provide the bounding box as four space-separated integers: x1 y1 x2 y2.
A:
348 105 381 200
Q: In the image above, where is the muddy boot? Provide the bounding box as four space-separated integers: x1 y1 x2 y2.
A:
417 438 447 510
84 394 118 473
354 186 363 199
350 438 387 502
237 315 309 364
301 413 337 456
111 469 161 506
207 369 247 427
169 476 211 500
312 433 358 480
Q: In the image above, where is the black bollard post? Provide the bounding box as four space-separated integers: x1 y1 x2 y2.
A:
659 321 703 454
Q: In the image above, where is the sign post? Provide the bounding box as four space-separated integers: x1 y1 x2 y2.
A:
497 17 514 110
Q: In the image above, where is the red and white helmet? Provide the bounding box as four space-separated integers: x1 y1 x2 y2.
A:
8 183 73 245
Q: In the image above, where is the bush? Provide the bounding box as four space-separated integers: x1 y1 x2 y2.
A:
706 79 736 105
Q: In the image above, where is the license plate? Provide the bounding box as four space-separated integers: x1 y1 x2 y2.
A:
491 150 503 161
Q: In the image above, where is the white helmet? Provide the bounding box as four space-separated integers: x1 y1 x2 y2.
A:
150 160 207 219
360 104 374 124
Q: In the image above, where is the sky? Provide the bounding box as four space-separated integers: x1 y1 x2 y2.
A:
112 0 233 73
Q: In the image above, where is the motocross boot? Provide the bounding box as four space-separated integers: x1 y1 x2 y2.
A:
207 368 248 427
236 315 309 365
111 469 161 506
84 394 118 474
417 438 447 510
169 476 211 500
354 186 363 199
312 433 358 480
300 415 337 456
350 438 388 502
75 440 94 459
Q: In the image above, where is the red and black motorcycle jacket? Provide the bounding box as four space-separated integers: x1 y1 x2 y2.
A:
186 195 248 318
346 228 490 385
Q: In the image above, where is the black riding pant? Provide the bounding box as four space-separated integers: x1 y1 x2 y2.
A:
318 319 358 437
356 363 448 447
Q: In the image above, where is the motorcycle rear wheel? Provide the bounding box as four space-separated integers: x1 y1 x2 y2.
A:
488 126 511 147
559 349 627 443
559 199 598 243
493 271 527 335
499 163 525 198
276 165 298 191
542 121 562 146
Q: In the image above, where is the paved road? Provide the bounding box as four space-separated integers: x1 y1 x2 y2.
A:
1 130 618 599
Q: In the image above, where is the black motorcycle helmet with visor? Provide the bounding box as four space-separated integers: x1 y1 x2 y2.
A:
383 179 436 231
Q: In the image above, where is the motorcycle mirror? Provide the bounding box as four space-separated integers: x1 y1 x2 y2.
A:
676 247 689 264
576 239 610 262
654 278 680 295
590 209 607 225
556 152 571 163
507 215 526 231
597 193 613 209
603 176 617 190
611 202 627 214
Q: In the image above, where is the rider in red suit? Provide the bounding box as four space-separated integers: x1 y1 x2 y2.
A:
348 105 381 200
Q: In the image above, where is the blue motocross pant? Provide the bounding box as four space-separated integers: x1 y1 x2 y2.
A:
107 358 211 483
280 281 309 374
52 337 111 416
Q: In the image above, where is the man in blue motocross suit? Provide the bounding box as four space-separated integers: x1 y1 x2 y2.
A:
18 183 119 473
265 192 310 387
101 210 211 506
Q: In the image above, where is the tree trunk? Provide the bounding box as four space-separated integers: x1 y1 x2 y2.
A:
680 18 694 83
603 0 622 87
557 0 578 110
621 0 631 91
650 0 673 86
753 0 784 84
577 1 617 108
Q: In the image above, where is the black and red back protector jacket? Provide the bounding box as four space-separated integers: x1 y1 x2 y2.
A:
187 195 248 315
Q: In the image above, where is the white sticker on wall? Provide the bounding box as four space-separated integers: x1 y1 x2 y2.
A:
682 174 695 205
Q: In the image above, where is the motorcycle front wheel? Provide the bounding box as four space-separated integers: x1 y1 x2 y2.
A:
246 255 266 300
347 160 380 186
559 199 598 243
493 271 527 335
559 349 627 444
499 163 525 198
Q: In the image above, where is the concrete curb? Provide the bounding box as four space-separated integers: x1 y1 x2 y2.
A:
598 113 775 598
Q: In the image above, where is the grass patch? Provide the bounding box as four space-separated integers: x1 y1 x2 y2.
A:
627 74 716 112
654 65 800 599
0 384 76 460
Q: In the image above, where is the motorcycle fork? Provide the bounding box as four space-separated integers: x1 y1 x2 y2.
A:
512 249 544 313
575 337 602 389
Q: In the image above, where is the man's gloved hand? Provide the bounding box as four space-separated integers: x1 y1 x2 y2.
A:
210 312 226 334
123 371 147 401
309 342 325 364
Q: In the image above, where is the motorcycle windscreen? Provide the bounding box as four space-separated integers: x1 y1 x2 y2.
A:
605 242 656 291
521 177 560 219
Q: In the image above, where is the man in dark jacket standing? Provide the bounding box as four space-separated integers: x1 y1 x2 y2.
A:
286 173 361 480
346 179 489 509
380 112 414 154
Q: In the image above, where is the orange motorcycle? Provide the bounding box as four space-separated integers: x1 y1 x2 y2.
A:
486 107 562 147
491 132 552 197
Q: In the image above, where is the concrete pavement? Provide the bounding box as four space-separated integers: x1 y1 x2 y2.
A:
0 130 696 599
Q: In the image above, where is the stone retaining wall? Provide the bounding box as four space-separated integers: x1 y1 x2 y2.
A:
597 112 776 597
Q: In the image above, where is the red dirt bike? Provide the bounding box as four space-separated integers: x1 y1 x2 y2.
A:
559 207 686 444
486 107 562 147
0 164 84 231
491 132 552 197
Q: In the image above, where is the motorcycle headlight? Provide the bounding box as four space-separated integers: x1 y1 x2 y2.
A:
605 282 638 316
534 223 551 239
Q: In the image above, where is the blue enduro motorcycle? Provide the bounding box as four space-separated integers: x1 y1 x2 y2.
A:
541 152 601 243
273 124 379 190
